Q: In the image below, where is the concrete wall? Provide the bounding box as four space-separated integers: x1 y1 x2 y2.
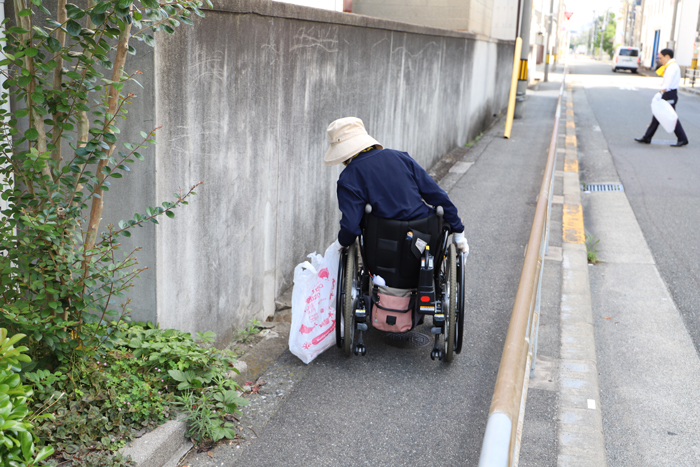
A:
112 0 512 344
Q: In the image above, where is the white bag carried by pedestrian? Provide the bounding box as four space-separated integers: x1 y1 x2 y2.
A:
651 93 678 133
288 242 340 364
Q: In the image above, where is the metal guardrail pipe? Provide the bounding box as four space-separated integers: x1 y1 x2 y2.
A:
504 38 523 139
683 67 699 88
478 67 567 467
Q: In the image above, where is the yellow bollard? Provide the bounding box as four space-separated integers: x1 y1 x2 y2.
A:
504 37 523 139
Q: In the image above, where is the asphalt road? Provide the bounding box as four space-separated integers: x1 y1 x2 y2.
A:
181 79 564 467
568 57 700 359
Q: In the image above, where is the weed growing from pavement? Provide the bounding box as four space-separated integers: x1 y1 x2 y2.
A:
174 376 249 445
229 319 265 358
586 233 601 264
233 319 263 345
465 132 484 149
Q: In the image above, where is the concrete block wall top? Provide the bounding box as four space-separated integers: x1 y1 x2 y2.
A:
206 0 514 43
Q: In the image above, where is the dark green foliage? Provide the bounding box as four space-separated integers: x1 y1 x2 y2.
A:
594 13 617 58
0 0 238 465
1 0 206 366
25 323 246 464
0 329 54 467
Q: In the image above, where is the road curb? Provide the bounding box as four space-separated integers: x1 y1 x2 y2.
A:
120 417 192 467
556 84 607 466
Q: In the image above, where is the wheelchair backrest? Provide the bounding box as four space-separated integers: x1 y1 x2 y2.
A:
362 213 443 289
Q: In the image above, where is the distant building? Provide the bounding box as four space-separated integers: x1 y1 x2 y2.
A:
351 0 494 37
630 0 700 69
274 0 344 12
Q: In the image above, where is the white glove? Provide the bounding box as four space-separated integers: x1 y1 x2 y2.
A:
331 239 343 251
453 232 469 256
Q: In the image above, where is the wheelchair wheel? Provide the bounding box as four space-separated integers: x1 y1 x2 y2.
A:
455 252 466 354
444 243 457 362
335 247 346 349
343 243 357 357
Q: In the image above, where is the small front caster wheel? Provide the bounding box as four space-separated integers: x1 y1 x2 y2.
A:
354 344 366 356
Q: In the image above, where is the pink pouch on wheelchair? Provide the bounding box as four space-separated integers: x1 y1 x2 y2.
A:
371 287 415 333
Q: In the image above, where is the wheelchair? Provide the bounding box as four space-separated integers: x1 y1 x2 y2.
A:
335 204 466 362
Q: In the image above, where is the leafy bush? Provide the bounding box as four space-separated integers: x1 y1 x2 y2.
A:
25 323 247 464
174 383 249 444
0 329 54 467
0 0 249 461
0 0 205 366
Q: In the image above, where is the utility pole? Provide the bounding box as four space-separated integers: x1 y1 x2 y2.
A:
668 0 681 49
628 0 636 46
544 0 554 81
553 0 564 70
598 9 609 61
514 0 533 118
588 11 596 56
622 1 630 44
637 0 646 48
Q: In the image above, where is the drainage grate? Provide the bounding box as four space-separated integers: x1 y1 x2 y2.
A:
384 331 432 349
582 183 624 192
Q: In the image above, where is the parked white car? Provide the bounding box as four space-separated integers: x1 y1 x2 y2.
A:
612 46 640 73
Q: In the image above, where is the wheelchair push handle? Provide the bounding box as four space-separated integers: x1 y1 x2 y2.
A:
436 206 444 218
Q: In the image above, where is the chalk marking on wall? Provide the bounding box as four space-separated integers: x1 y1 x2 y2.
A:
261 43 280 65
189 50 225 84
169 121 226 143
290 25 338 53
371 37 389 49
390 41 440 59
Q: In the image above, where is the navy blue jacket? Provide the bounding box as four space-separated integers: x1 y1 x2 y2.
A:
336 147 464 246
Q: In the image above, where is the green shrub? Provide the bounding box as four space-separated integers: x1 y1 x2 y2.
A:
0 0 205 367
25 323 247 463
0 329 54 467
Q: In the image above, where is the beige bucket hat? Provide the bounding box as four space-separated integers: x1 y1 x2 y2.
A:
324 117 382 166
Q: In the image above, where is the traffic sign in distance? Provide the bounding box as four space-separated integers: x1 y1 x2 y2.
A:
565 11 573 20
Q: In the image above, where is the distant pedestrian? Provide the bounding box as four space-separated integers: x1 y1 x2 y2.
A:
635 48 689 147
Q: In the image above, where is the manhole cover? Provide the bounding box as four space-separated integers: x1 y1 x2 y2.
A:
384 331 432 349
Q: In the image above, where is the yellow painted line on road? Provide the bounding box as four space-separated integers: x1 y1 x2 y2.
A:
565 135 577 147
566 109 574 117
563 204 585 244
566 120 575 128
564 159 579 173
566 101 573 108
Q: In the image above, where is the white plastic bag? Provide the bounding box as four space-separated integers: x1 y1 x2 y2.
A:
651 93 678 133
288 242 340 364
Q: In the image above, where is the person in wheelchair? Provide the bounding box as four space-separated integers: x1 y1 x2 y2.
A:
324 117 468 361
324 117 468 256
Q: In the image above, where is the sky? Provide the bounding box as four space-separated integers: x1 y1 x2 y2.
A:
563 0 623 32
